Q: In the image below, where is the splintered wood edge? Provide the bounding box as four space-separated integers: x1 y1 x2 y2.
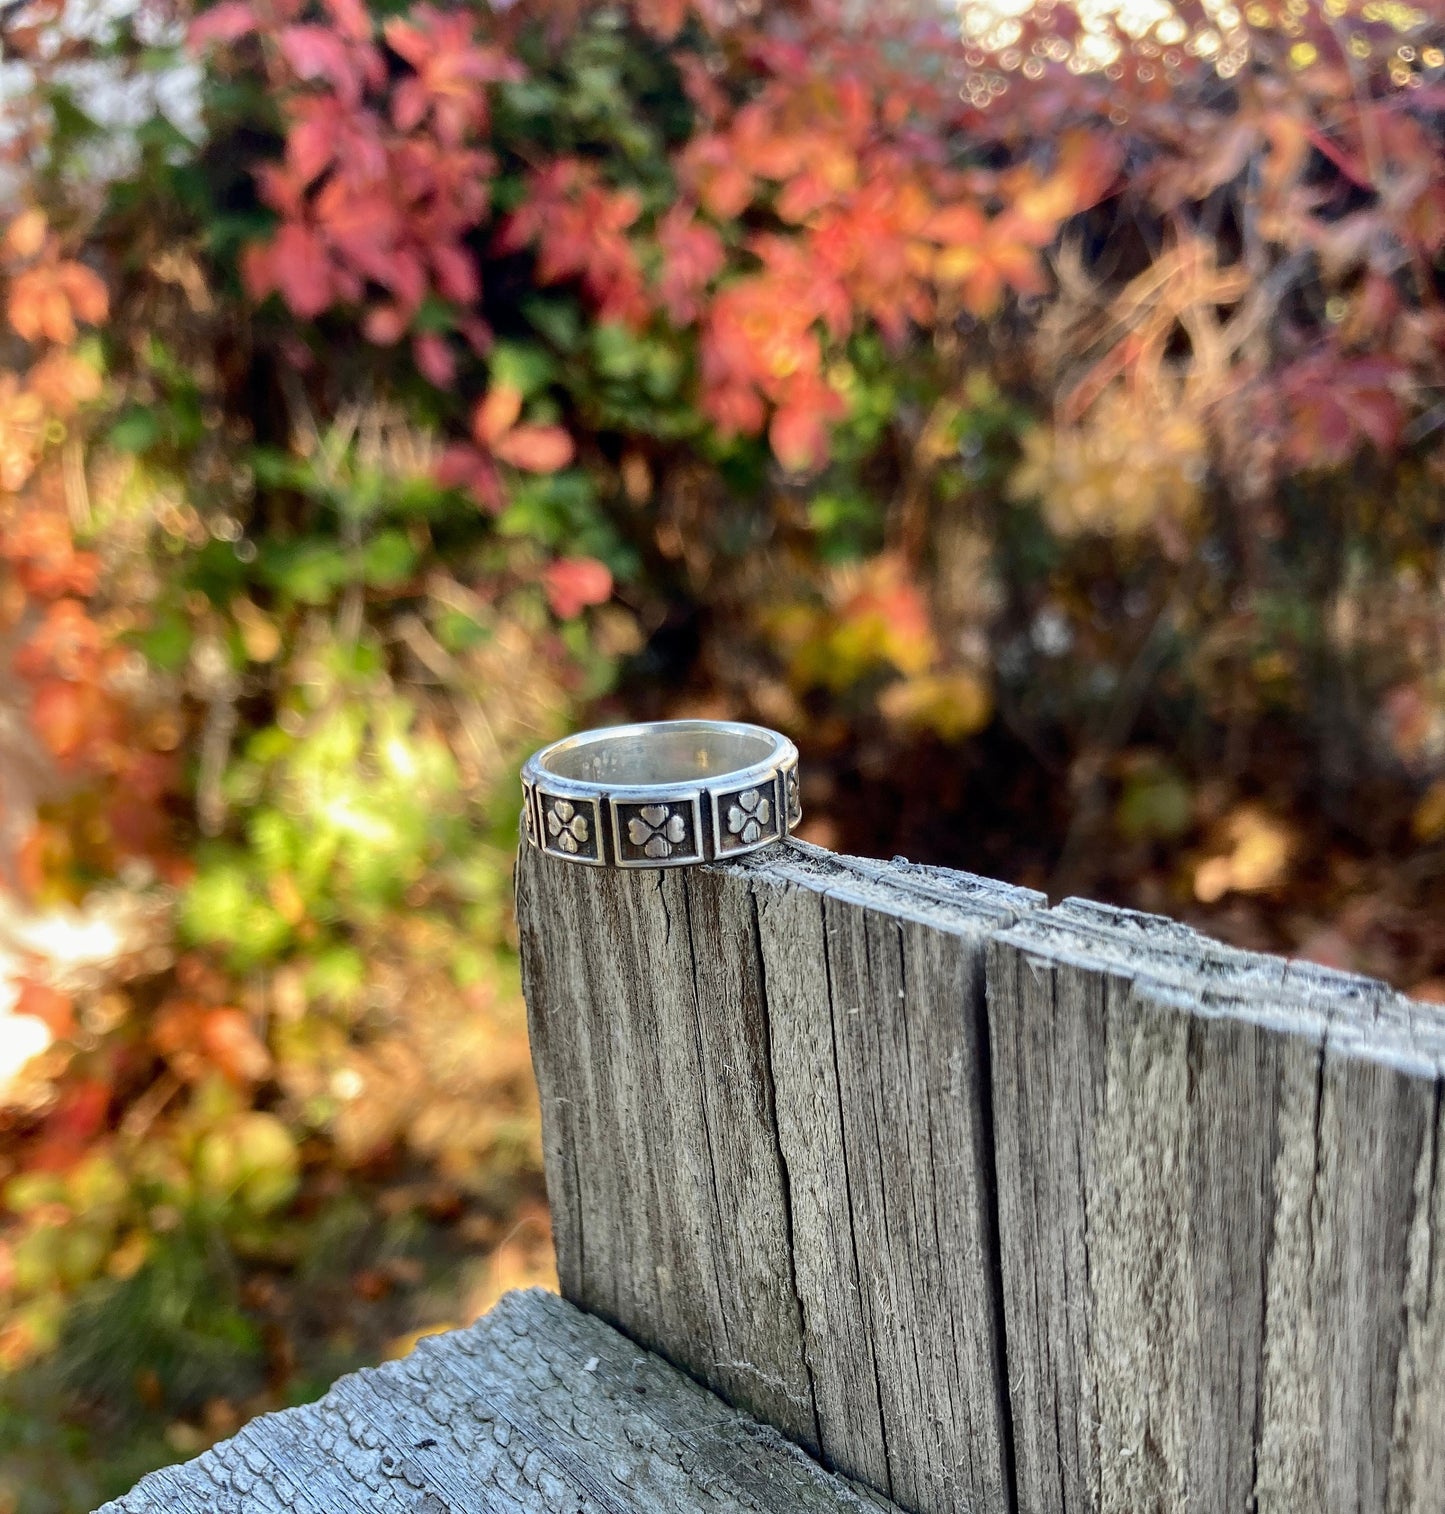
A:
96 1289 900 1514
723 840 1443 1077
729 836 1045 933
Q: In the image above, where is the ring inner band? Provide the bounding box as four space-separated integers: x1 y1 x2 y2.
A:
541 724 776 785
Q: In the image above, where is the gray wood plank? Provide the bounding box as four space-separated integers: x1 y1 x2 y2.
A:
518 838 1042 1513
519 839 1445 1514
513 852 817 1446
96 1289 899 1514
988 901 1445 1514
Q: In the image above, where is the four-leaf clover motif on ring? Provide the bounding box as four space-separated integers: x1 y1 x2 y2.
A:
628 804 688 860
726 788 773 846
547 798 590 854
784 765 802 827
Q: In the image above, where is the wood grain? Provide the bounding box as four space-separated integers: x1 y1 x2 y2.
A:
518 838 1042 1510
988 899 1445 1514
518 840 1445 1514
95 1289 899 1514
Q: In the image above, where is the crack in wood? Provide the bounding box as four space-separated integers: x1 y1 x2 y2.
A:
519 838 1445 1514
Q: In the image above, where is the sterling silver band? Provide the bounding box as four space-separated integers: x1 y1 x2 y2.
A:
521 720 801 868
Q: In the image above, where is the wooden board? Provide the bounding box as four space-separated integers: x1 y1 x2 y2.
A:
517 839 1445 1514
517 838 1042 1509
95 1288 899 1514
987 902 1445 1514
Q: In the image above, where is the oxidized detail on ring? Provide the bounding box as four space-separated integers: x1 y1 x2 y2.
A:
541 794 603 865
712 782 780 854
613 796 703 866
521 720 801 869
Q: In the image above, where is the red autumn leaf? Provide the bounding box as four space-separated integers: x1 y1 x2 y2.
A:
1 506 99 596
286 108 339 186
435 442 503 512
500 162 649 329
412 331 455 387
284 96 388 188
384 5 523 144
456 314 491 356
1280 355 1406 470
493 424 574 473
544 556 613 619
187 0 260 49
681 136 755 220
312 178 406 281
278 25 372 108
656 206 725 325
431 242 480 304
633 0 691 41
704 381 767 438
322 0 372 43
30 1080 110 1172
13 598 104 681
266 222 333 317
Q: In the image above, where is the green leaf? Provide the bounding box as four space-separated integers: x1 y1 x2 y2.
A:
108 408 161 454
498 470 598 547
522 296 583 353
490 341 558 398
591 323 648 380
135 610 192 673
259 540 353 606
361 529 418 587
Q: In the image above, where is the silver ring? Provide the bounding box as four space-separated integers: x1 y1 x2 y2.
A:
521 720 801 868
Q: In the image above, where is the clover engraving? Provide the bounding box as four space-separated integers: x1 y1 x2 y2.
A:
784 766 801 826
628 804 688 860
725 788 773 846
546 798 590 854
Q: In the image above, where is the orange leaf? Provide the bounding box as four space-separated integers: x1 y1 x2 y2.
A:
58 262 107 325
2 209 48 264
30 680 88 760
473 383 523 446
202 1008 273 1085
544 556 612 618
27 350 102 414
770 404 829 474
492 424 574 473
15 982 73 1039
362 304 408 345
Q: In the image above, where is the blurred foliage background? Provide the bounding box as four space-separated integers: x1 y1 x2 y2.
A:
4 0 1445 1505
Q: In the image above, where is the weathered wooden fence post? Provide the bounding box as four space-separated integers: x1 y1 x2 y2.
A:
96 834 1445 1514
516 838 1445 1514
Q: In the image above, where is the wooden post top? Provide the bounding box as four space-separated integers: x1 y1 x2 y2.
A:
517 837 1445 1514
